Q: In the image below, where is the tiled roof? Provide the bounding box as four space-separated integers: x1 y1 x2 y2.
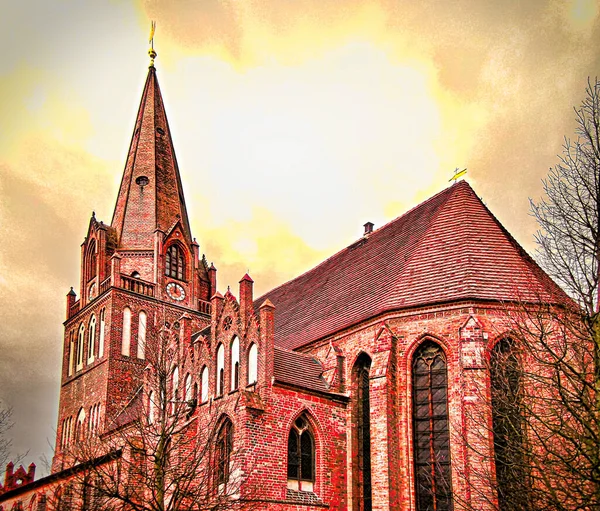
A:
257 181 569 351
273 347 330 393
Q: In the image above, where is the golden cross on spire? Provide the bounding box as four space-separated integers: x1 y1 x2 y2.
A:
148 21 157 67
449 167 467 183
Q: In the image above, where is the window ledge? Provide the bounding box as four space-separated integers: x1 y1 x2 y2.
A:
285 489 323 505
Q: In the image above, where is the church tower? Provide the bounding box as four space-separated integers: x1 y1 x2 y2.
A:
52 52 214 471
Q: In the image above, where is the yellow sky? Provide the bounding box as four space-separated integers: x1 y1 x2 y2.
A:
0 0 599 472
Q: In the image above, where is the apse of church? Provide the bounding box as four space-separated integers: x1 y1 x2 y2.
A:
0 48 572 511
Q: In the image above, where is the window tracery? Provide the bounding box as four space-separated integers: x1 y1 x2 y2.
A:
165 244 185 280
287 414 315 491
412 341 452 511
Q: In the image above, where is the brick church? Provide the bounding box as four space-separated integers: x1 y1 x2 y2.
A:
0 50 568 511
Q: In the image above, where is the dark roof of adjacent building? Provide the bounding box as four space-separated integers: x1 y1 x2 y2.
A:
273 347 330 393
256 181 569 351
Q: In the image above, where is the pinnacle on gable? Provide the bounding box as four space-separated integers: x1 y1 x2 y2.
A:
240 273 254 283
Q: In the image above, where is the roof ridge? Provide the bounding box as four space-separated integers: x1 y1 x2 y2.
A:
255 183 460 305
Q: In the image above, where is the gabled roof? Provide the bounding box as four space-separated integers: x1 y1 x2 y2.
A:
257 181 569 351
111 65 192 249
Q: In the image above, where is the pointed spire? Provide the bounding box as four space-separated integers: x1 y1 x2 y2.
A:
111 62 192 249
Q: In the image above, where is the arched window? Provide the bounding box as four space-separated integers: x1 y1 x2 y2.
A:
172 366 179 414
122 307 131 356
98 308 106 358
137 311 147 359
87 315 96 362
215 419 233 491
247 344 258 385
185 373 193 402
216 344 225 396
201 366 209 403
413 341 452 511
68 331 75 377
76 324 85 370
353 354 372 511
86 240 97 282
75 408 85 442
491 338 525 509
165 244 185 280
230 337 240 391
148 391 155 425
287 414 315 492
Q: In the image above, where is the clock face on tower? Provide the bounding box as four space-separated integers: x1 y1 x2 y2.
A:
166 282 186 301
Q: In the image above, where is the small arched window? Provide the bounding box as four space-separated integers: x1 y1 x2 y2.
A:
122 307 131 356
137 311 147 360
201 366 209 403
247 344 258 385
98 308 106 358
76 408 85 442
165 244 185 280
87 315 96 362
287 414 315 491
216 344 225 396
230 337 240 391
215 419 233 490
76 324 85 370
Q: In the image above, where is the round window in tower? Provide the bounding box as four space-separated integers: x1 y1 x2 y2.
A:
136 176 149 187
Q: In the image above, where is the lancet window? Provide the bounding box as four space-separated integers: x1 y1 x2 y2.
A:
412 341 452 511
165 244 185 280
287 414 315 492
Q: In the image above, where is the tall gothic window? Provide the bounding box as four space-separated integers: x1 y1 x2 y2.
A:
491 338 526 510
216 344 225 396
121 307 131 356
87 315 96 362
77 324 85 370
413 341 453 511
215 418 233 490
68 331 75 377
201 366 209 403
353 354 372 511
137 311 147 359
287 414 315 492
98 308 105 358
171 366 179 414
247 343 258 385
165 244 185 280
86 240 97 282
230 337 240 391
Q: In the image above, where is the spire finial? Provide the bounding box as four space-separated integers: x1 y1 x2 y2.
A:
148 21 157 67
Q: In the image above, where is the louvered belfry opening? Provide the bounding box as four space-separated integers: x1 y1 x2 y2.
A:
353 354 372 511
413 341 453 511
491 338 527 511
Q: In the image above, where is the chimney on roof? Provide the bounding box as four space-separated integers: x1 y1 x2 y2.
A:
363 222 374 235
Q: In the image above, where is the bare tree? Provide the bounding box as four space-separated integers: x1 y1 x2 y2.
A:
458 79 600 511
57 319 251 511
0 402 14 467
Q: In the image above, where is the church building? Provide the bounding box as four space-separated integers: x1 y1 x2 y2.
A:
0 49 568 511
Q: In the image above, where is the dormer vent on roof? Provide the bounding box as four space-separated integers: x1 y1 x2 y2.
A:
363 222 374 235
